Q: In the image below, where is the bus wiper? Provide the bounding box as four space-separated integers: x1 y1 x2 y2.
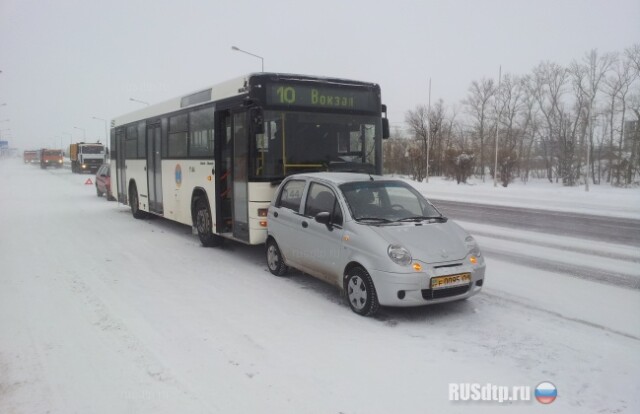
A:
396 216 448 222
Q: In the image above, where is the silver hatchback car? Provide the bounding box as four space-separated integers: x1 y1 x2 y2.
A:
266 172 486 316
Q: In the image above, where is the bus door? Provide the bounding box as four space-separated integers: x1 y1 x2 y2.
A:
214 110 249 241
215 111 232 234
115 128 127 203
232 111 249 242
146 123 163 214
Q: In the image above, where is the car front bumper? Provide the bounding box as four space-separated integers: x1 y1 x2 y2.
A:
369 262 486 307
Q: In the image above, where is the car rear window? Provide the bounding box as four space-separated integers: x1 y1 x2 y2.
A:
278 180 305 211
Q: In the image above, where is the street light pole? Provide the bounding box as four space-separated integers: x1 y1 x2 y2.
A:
92 116 109 150
231 46 264 72
62 132 72 154
129 97 149 106
73 126 86 141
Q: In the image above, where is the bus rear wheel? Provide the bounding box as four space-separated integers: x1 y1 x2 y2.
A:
195 198 223 247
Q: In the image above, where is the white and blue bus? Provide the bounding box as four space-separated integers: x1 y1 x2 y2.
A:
111 73 389 246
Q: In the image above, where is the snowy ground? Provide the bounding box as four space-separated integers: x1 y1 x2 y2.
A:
1 159 639 414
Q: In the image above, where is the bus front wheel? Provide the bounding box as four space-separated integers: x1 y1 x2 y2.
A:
130 185 147 219
195 198 223 247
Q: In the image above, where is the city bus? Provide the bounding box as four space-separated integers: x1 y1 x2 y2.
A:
111 73 389 246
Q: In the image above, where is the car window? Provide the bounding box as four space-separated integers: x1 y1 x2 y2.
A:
305 183 333 215
277 180 306 212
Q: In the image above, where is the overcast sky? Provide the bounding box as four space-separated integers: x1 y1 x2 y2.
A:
1 0 638 150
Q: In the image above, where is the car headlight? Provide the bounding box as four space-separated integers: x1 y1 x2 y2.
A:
388 244 412 266
465 235 481 256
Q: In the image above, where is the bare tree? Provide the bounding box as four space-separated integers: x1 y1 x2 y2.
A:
527 61 569 182
427 99 447 176
626 92 640 184
405 105 429 181
570 49 617 187
603 52 638 183
464 78 495 181
626 44 640 73
493 74 526 186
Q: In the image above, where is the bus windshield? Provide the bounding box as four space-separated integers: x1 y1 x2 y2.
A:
251 110 380 180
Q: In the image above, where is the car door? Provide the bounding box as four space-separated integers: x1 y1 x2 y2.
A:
269 178 308 269
297 181 346 285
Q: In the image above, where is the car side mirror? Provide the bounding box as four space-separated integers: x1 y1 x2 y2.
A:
315 211 332 229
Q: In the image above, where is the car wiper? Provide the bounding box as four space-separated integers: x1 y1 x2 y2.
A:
355 217 393 223
396 216 448 222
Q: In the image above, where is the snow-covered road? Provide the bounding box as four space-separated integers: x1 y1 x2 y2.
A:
1 160 638 414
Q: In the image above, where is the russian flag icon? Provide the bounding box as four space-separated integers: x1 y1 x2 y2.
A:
535 382 557 404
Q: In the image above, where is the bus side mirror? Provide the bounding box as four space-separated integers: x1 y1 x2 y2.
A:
381 104 390 139
382 118 390 139
251 108 265 134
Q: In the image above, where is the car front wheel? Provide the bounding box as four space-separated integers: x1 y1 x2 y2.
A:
345 266 379 316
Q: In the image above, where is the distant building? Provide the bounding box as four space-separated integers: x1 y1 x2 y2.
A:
624 120 638 151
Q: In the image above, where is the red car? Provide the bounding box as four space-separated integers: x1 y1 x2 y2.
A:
95 163 115 201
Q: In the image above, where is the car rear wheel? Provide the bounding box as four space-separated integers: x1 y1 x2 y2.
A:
266 238 288 276
345 266 379 316
195 198 223 247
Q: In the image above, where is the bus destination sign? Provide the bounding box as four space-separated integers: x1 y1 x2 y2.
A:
267 83 378 112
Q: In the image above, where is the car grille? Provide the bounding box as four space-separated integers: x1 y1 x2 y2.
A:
422 284 470 300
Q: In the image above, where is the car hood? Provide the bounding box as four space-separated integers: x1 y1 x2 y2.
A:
368 221 469 263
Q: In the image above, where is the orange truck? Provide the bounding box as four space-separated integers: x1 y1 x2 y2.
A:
23 150 39 164
40 149 64 169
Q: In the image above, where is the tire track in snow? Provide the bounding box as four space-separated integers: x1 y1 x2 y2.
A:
482 248 640 290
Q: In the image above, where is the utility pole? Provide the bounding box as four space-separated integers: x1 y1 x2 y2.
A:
494 65 502 187
426 77 431 183
585 105 591 192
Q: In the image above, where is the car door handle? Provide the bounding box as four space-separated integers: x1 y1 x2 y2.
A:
273 211 278 218
301 221 308 228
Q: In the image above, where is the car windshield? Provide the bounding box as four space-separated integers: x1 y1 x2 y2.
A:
82 145 104 154
339 181 441 222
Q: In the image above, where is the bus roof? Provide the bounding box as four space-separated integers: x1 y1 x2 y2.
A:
111 73 380 128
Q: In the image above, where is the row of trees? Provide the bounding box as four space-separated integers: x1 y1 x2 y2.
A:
384 45 640 187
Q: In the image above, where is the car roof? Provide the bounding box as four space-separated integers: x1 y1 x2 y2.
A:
288 172 394 186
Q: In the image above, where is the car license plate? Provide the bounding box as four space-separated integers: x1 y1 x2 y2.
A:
430 273 471 290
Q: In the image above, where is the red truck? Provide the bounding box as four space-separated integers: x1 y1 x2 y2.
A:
23 150 39 164
40 149 64 169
